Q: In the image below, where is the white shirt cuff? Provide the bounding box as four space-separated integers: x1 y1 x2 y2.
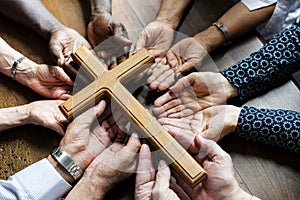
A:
12 158 72 199
241 0 277 11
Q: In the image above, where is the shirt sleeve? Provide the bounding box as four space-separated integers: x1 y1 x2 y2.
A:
234 106 300 153
220 24 300 102
0 158 72 200
241 0 277 11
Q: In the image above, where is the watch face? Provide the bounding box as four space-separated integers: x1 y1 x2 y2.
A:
51 147 83 180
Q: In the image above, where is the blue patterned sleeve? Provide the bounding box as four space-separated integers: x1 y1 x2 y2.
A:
220 24 300 102
234 106 300 153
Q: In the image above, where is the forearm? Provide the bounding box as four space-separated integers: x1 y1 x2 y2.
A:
220 24 300 101
0 0 64 39
0 105 30 132
155 0 192 29
90 0 111 14
65 177 106 200
234 106 300 153
194 2 275 52
0 37 39 87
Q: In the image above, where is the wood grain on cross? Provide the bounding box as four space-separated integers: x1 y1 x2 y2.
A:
59 47 207 187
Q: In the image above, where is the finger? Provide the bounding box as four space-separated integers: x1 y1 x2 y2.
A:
158 75 175 92
147 64 170 83
171 170 194 196
168 75 195 93
155 69 175 89
113 34 132 46
178 62 195 74
194 134 224 160
109 56 117 69
58 93 72 100
154 92 178 107
153 99 181 117
162 125 195 150
136 144 155 186
53 66 74 85
170 176 191 200
134 32 147 52
52 123 65 136
118 133 141 163
51 44 65 66
152 160 171 199
76 100 106 126
166 50 180 69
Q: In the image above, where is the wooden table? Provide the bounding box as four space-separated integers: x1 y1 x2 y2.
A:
0 0 299 199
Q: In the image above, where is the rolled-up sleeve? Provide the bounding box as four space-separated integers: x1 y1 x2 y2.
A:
241 0 277 11
0 158 72 200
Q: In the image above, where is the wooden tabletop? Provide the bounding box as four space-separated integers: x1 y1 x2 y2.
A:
0 0 299 199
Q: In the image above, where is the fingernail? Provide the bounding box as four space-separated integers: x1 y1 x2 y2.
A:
158 160 167 169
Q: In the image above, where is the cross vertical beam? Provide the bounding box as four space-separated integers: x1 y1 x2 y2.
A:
59 47 207 187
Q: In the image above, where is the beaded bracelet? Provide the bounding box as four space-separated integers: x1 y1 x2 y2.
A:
11 56 26 80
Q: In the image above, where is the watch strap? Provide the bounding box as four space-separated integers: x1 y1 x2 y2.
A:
51 147 83 180
212 22 231 45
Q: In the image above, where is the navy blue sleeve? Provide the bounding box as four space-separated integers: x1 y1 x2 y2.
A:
220 24 300 102
234 106 300 153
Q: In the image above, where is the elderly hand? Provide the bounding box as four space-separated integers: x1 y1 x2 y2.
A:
172 136 252 200
65 133 141 200
24 100 68 135
87 10 131 68
16 58 73 99
134 21 174 59
157 105 241 152
59 100 111 172
49 27 92 67
135 144 180 200
153 72 238 117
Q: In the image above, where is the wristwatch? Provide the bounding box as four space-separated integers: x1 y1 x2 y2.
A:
51 147 83 180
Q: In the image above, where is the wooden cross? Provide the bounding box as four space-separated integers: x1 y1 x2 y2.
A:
59 47 207 187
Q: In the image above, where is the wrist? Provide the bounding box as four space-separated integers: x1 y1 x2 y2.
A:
47 155 75 185
91 7 111 16
218 73 238 99
58 144 91 171
66 176 107 199
225 105 242 136
193 25 226 52
154 17 179 30
12 58 36 87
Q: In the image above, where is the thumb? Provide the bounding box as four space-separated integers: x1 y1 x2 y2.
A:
134 32 147 53
114 35 132 46
49 42 65 66
194 135 224 161
169 76 190 93
76 100 106 126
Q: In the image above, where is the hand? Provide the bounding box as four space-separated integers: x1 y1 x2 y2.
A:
49 27 92 66
153 72 238 117
168 37 208 73
146 58 176 91
134 21 174 58
59 100 111 171
65 133 141 200
24 100 68 135
16 59 73 99
173 136 252 200
87 10 132 68
157 105 241 151
144 37 209 91
135 144 180 200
